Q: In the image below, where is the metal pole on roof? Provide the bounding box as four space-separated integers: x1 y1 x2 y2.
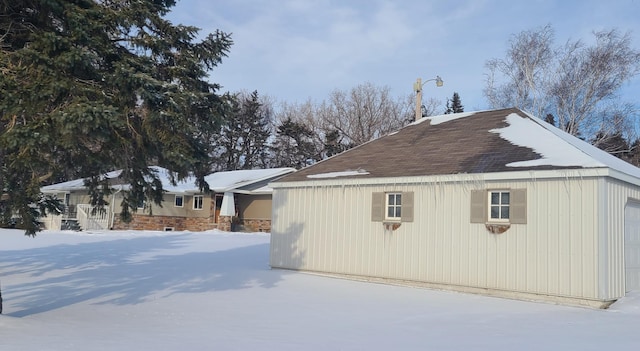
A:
414 76 443 122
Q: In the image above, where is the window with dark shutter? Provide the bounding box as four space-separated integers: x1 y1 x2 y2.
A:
470 190 486 223
401 192 414 222
470 189 527 224
371 191 414 223
510 189 527 224
371 192 384 222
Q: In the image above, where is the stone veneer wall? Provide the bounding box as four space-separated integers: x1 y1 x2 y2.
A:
111 214 267 232
218 215 232 232
112 214 219 231
240 218 271 232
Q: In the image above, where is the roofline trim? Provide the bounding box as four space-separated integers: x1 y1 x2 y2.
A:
270 168 618 189
211 168 296 192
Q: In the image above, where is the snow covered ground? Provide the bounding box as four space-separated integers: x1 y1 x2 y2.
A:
1 229 640 350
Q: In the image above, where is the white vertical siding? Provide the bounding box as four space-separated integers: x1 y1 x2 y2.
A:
270 176 603 300
602 179 640 299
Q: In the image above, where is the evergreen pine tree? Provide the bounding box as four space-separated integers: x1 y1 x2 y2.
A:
217 96 243 170
544 114 556 126
239 91 272 169
444 92 464 114
0 0 232 235
324 129 344 158
272 118 317 168
322 129 354 158
217 91 272 170
627 139 640 167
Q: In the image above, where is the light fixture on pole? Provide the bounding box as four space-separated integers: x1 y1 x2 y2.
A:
413 76 443 122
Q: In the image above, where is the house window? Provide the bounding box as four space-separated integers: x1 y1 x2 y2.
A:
64 193 70 206
175 195 184 207
193 195 204 210
470 189 526 224
371 192 413 223
386 193 402 220
164 227 174 231
135 195 145 209
489 191 510 221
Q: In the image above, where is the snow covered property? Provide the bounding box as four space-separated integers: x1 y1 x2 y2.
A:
2 229 640 350
270 107 640 308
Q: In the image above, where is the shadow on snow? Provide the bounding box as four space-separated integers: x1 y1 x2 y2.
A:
0 233 285 317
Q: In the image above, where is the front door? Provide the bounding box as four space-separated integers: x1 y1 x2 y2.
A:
214 194 224 223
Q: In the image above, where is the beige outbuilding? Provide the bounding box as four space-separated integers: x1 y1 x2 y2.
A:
269 108 640 308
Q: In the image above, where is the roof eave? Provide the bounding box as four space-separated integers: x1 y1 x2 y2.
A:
607 168 640 187
218 168 296 192
270 168 615 189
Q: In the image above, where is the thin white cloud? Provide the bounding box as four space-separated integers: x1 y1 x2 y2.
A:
223 1 414 81
167 0 640 111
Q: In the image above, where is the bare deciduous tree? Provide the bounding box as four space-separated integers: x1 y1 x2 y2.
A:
485 25 555 118
484 25 640 143
323 82 413 146
420 97 442 118
267 82 441 168
550 30 640 139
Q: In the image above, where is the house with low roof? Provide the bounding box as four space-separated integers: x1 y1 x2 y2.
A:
269 107 640 308
41 167 295 232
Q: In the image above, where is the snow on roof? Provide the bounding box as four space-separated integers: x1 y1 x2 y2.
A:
492 111 640 180
423 111 478 125
161 176 199 193
42 167 295 194
41 167 200 193
41 169 123 192
306 169 370 179
204 168 295 192
403 110 479 128
490 113 605 168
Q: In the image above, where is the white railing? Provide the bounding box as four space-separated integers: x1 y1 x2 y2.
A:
76 204 111 231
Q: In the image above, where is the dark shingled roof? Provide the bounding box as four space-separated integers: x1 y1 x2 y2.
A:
277 108 582 182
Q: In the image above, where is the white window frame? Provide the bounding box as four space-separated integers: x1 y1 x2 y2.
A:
385 192 402 221
193 195 204 210
136 196 145 210
488 190 510 222
174 195 184 208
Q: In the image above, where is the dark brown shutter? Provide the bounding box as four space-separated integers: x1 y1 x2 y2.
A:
371 192 384 222
470 190 486 223
510 189 527 224
401 192 414 222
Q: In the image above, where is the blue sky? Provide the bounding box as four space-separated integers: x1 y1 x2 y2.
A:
167 0 640 112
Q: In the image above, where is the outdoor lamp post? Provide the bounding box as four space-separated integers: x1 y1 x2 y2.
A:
414 76 443 122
